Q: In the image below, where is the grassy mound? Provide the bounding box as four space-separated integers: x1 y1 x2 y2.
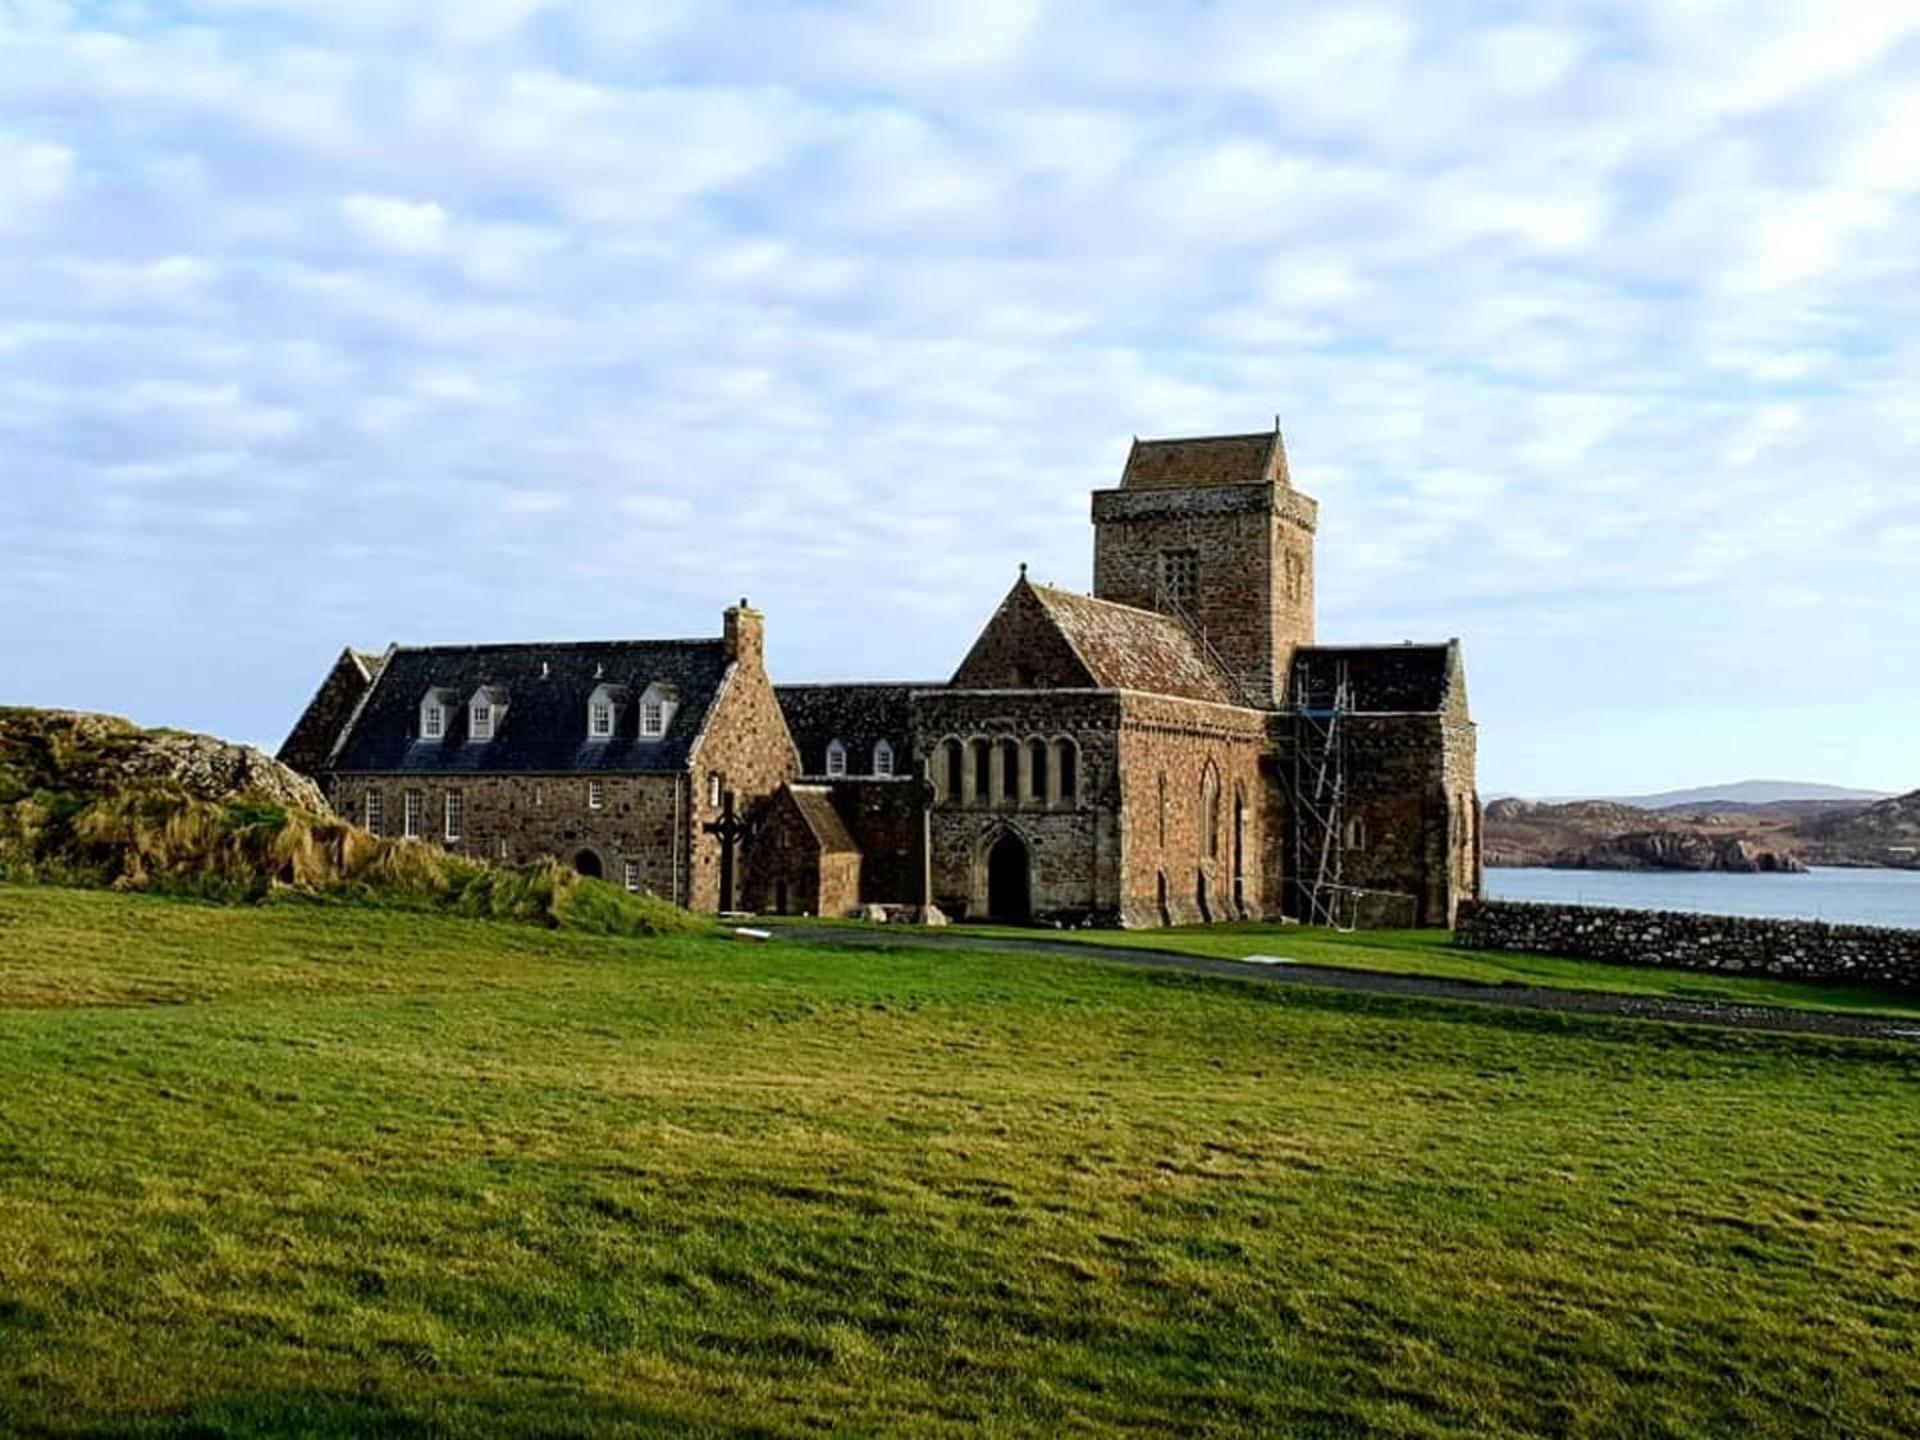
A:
0 707 702 938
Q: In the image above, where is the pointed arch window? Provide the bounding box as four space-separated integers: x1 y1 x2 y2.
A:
1054 738 1079 807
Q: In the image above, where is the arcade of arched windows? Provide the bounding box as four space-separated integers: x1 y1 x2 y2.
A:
932 735 1082 810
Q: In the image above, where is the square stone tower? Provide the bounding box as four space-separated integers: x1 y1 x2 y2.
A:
1089 425 1317 708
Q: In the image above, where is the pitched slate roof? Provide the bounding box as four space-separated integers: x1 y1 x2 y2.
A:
1120 428 1291 490
1289 643 1457 714
786 785 860 855
776 684 927 778
1027 583 1241 704
329 639 732 775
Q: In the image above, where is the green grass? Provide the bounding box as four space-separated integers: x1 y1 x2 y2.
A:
951 920 1920 1018
2 884 1919 1438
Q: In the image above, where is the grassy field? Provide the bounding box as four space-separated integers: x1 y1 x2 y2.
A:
2 884 1919 1437
955 919 1920 1018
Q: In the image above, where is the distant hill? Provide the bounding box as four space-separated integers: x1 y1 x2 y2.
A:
1485 786 1920 872
1615 781 1894 811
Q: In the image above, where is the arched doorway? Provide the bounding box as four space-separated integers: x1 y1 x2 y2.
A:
573 849 603 880
986 832 1032 923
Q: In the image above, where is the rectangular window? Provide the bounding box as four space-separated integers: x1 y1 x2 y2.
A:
588 779 605 810
641 699 665 737
471 704 492 740
590 701 612 738
444 790 464 842
1161 550 1199 610
874 742 894 778
709 772 723 808
424 705 444 739
623 860 640 893
497 838 509 861
533 785 543 808
364 790 383 837
826 743 848 778
403 790 423 839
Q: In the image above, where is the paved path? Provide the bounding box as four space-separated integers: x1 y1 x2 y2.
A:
766 924 1920 1046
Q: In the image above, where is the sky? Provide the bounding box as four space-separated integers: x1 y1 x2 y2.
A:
2 0 1917 799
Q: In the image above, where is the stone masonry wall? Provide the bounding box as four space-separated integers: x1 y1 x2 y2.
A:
1091 483 1315 707
1114 692 1273 928
684 617 802 912
915 690 1121 923
330 771 689 898
1456 899 1920 993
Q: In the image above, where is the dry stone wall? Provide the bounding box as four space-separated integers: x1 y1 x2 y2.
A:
1456 899 1920 993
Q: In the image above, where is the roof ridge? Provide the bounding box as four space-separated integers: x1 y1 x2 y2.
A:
386 637 725 656
1133 429 1276 447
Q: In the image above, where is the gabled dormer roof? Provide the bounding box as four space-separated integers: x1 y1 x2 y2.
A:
950 576 1241 705
1120 425 1291 490
330 639 733 775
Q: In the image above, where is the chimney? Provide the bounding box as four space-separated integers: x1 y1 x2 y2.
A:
723 598 764 669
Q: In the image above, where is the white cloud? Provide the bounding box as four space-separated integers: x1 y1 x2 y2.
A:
1 0 1917 790
340 194 450 255
0 134 72 230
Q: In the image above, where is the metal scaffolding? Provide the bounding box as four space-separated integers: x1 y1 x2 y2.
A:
1290 657 1352 929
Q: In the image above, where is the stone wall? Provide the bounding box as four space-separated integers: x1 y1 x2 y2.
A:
915 689 1120 923
331 771 690 898
822 776 926 905
1090 482 1316 707
1114 691 1273 927
1456 899 1920 993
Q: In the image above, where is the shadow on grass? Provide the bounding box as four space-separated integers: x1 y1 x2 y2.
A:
19 1386 797 1440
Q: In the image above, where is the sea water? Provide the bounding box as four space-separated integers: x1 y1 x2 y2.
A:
1486 867 1920 931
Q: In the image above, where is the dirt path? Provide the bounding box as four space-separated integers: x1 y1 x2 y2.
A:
767 925 1920 1046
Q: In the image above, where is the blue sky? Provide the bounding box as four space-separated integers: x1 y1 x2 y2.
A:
2 0 1917 798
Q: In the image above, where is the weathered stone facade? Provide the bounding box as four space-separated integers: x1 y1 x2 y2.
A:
1457 899 1920 993
290 603 799 910
286 424 1481 927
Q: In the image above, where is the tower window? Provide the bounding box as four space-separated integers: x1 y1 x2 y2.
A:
1161 550 1199 610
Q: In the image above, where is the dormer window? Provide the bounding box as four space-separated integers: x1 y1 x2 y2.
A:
419 688 457 743
468 685 508 743
873 740 894 777
826 740 849 778
636 682 678 742
586 683 628 741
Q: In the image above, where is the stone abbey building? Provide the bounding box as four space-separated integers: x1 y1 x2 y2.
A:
283 426 1482 928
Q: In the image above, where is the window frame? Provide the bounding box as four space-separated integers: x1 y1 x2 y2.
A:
403 789 423 839
825 740 849 778
623 860 640 893
589 700 613 739
364 789 383 838
588 779 606 811
470 703 493 741
640 698 665 738
444 789 464 842
873 740 894 778
423 703 444 740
